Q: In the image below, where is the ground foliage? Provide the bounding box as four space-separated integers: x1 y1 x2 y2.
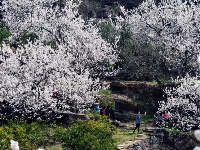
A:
0 116 117 150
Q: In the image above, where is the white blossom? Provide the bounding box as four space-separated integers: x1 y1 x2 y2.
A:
158 75 200 130
0 0 119 117
117 0 200 74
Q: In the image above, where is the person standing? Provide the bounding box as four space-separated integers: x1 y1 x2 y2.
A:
110 108 116 121
157 112 163 127
133 111 146 133
94 103 101 113
163 111 169 126
163 111 169 120
105 105 110 117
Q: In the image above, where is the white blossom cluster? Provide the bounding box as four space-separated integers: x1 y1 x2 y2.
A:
0 0 119 117
158 75 200 131
115 0 200 131
117 0 200 72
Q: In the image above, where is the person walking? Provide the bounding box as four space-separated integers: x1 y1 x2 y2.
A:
133 111 146 133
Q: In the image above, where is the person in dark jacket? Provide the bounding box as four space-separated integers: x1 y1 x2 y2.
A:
157 112 163 127
105 105 110 117
110 108 116 121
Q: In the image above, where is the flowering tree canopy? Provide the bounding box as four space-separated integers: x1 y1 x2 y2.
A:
116 0 200 130
158 75 200 131
118 0 200 76
0 0 119 118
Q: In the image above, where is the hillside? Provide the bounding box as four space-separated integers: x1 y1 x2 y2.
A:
98 81 176 122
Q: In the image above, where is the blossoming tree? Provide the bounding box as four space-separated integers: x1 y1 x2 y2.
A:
0 0 118 119
118 0 200 77
117 0 200 130
158 75 200 131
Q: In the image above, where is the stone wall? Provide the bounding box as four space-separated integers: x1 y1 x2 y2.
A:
127 128 198 150
114 98 136 122
110 81 176 114
127 137 161 150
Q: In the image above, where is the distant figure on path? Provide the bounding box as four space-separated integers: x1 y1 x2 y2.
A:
157 112 163 127
103 105 111 117
105 105 110 117
163 111 169 126
94 103 101 113
133 111 146 133
110 107 116 121
163 111 169 120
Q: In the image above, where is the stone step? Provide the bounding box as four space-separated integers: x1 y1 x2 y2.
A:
144 130 155 133
116 144 125 149
117 125 158 150
135 134 148 140
130 139 143 145
137 133 147 136
124 140 134 145
116 145 125 150
135 137 146 140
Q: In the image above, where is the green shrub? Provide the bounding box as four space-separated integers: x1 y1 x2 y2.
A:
98 89 112 95
54 118 116 150
99 98 115 109
0 22 11 44
0 119 117 150
98 21 118 46
167 128 193 136
0 125 14 149
0 121 60 150
141 114 154 124
4 121 34 150
26 122 57 149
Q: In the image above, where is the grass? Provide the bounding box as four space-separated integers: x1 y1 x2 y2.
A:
46 128 137 150
113 128 138 146
46 129 135 150
46 129 137 150
166 128 193 136
46 144 62 150
42 124 141 150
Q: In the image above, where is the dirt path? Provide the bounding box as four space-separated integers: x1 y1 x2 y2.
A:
116 124 156 150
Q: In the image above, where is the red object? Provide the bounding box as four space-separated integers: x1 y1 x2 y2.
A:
52 91 58 98
163 113 169 120
103 107 107 115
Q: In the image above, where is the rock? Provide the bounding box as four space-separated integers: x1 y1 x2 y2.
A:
110 81 176 114
110 82 127 93
118 122 128 128
111 121 120 127
114 98 136 122
62 112 89 124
